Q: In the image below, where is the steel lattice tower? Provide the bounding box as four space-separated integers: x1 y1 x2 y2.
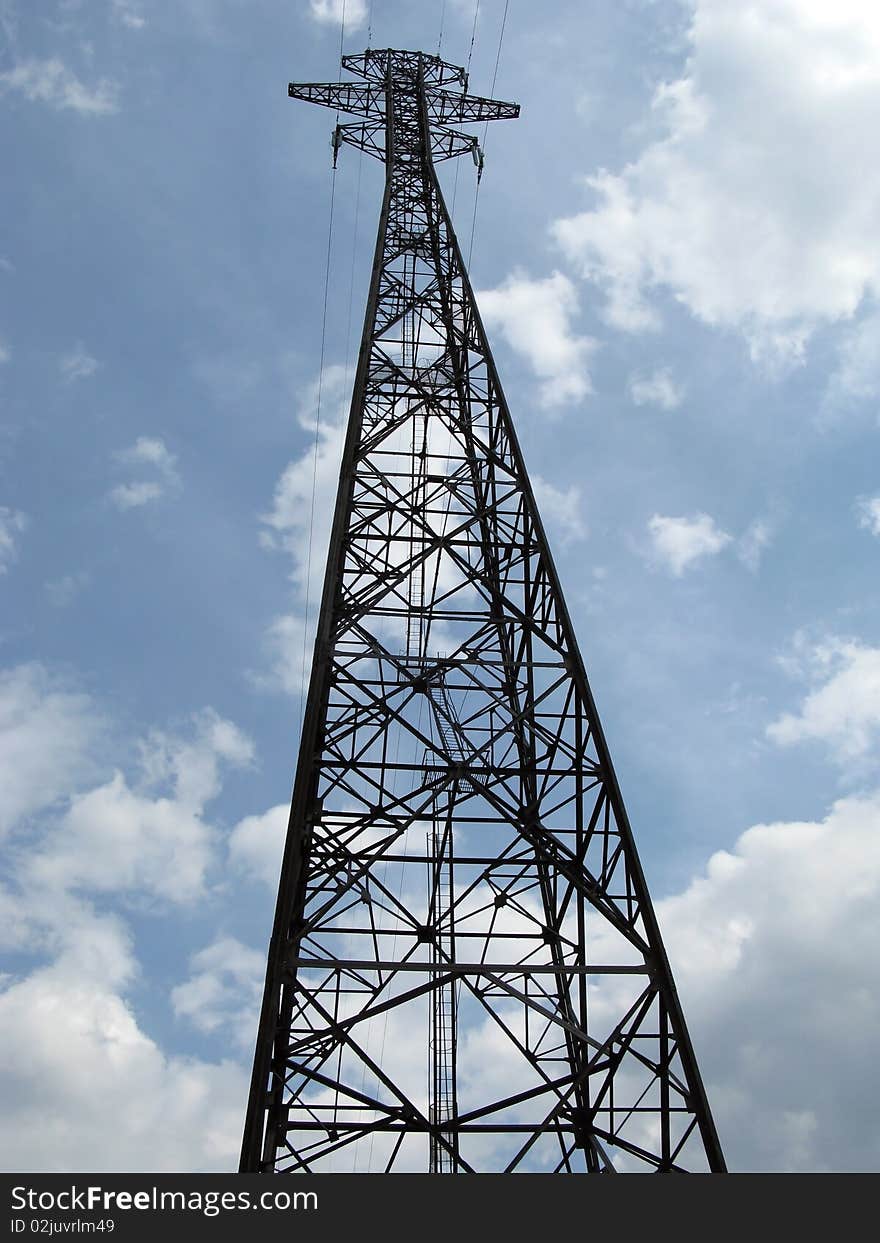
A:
241 47 725 1175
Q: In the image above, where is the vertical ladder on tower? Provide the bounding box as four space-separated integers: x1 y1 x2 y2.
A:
426 670 463 1171
427 812 457 1173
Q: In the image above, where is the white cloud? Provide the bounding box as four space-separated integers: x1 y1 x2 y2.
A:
109 480 164 509
0 743 245 1173
255 368 349 694
856 495 880 536
111 0 146 29
116 436 177 474
259 366 347 599
0 507 27 574
172 937 264 1048
0 339 10 364
0 663 103 837
0 670 256 1171
26 709 253 904
228 803 287 889
628 367 684 410
647 511 732 576
0 58 119 115
34 774 214 903
59 343 99 381
646 512 770 575
651 789 880 1170
737 518 773 572
476 270 595 409
0 882 137 984
251 611 310 699
45 571 90 608
767 636 880 765
0 676 253 910
138 708 255 811
552 2 880 366
828 310 880 402
308 0 367 29
531 474 587 546
0 962 246 1171
110 436 179 510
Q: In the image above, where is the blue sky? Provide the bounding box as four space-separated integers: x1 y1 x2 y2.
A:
2 0 880 1172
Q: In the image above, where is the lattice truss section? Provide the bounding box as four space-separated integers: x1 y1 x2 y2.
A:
241 49 725 1176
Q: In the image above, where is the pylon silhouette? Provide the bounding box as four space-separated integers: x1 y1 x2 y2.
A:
241 47 725 1174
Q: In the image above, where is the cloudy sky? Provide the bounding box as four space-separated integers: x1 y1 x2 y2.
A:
2 0 880 1173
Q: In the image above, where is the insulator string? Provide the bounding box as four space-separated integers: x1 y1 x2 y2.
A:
466 0 480 75
467 0 508 269
450 0 480 225
438 0 446 55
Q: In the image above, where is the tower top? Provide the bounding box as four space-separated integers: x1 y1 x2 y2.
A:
341 47 471 87
288 46 519 169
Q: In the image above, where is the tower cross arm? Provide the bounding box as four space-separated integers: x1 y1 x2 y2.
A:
427 90 519 125
287 80 385 119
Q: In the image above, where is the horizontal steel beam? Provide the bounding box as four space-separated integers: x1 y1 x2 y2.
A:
293 958 649 975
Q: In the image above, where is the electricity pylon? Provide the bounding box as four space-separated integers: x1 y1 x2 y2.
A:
240 47 726 1174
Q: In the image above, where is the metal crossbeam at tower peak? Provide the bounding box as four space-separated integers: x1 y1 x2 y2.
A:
240 46 726 1175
